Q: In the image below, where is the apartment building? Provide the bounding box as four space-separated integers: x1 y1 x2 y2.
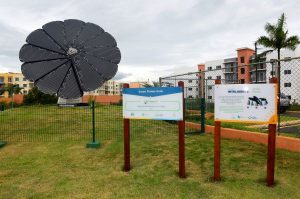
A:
199 47 300 102
84 80 121 95
129 82 148 88
0 72 34 97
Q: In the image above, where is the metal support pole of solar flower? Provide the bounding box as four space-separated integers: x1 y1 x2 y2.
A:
86 100 100 149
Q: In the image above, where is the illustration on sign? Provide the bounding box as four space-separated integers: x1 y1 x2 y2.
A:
123 87 183 120
214 84 277 124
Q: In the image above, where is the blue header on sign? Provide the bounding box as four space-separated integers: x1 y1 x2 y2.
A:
123 87 182 97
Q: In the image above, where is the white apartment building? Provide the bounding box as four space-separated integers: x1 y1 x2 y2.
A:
13 73 34 94
0 72 34 96
203 59 225 101
265 49 300 103
84 80 121 95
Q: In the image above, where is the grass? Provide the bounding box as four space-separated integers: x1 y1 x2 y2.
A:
290 104 300 111
0 105 300 198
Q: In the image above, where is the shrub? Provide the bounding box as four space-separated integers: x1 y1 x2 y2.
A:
23 86 58 105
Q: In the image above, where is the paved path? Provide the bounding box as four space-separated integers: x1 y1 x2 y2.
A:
280 124 300 137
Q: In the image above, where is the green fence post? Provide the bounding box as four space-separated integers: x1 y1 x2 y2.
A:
200 98 205 134
0 104 6 148
86 100 100 148
0 141 6 148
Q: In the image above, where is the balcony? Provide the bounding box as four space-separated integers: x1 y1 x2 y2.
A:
224 68 237 74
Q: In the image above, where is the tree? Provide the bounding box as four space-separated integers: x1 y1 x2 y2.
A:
23 86 58 105
142 81 160 87
256 13 300 129
0 84 22 97
256 13 300 70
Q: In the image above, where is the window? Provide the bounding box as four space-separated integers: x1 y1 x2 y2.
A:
207 76 212 79
208 67 212 71
240 57 245 63
196 88 198 91
286 95 291 100
23 90 27 94
15 77 19 81
8 77 12 82
216 76 221 80
0 76 4 82
284 83 291 87
216 65 221 69
188 88 192 91
188 80 193 83
23 78 26 81
284 70 291 75
188 95 193 99
23 84 27 88
208 96 212 99
240 68 245 74
270 71 275 76
240 79 245 84
208 86 212 90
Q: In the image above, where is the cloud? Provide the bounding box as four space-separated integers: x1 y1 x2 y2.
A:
0 0 299 81
113 71 132 81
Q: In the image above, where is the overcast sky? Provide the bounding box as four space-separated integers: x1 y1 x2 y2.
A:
0 0 299 82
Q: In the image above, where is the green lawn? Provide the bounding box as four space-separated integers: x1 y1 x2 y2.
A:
0 106 300 198
186 112 300 138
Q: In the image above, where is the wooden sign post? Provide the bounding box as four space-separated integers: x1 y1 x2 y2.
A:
267 77 278 186
178 81 186 178
123 83 131 172
214 79 221 181
122 82 186 178
213 78 278 186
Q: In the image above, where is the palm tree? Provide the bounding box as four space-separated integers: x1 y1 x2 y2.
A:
0 84 22 97
256 13 300 64
256 13 300 130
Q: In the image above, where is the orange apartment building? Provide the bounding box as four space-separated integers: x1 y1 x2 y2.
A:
199 47 256 84
197 47 300 102
236 48 255 83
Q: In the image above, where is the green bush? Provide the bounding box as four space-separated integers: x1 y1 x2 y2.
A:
111 99 122 106
23 86 58 105
0 101 6 111
290 103 300 111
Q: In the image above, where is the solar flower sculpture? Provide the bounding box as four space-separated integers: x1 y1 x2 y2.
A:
19 19 121 148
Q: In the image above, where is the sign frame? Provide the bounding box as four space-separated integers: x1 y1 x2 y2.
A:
123 87 183 121
214 83 278 124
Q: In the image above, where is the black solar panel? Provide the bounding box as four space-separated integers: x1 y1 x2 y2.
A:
19 19 121 99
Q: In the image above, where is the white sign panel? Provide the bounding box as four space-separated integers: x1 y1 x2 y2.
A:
214 84 277 124
123 87 183 120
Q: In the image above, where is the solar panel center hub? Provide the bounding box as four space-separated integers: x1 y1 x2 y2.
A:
67 47 78 56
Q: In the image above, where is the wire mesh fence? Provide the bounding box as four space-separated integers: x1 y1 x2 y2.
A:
160 57 300 131
0 103 180 142
159 73 205 134
1 57 299 142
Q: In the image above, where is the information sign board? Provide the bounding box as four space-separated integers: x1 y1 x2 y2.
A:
123 87 183 120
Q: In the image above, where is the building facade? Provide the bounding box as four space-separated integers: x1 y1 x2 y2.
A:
0 72 34 97
84 80 121 95
199 47 300 103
